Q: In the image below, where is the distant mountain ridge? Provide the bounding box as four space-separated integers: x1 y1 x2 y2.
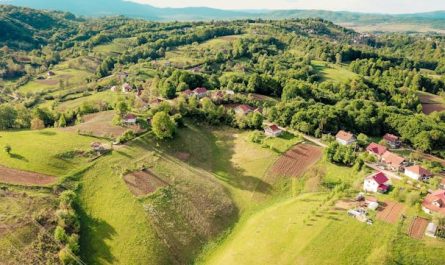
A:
2 0 445 29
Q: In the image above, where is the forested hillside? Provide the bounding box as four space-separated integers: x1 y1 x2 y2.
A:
1 5 445 265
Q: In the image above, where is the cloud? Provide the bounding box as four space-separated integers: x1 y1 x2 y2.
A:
127 0 445 13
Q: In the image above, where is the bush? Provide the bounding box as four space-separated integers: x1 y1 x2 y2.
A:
117 130 136 144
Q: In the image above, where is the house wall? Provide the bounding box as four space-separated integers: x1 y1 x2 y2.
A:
363 179 378 193
405 170 420 181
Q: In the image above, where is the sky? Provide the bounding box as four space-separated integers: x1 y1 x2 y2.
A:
128 0 445 14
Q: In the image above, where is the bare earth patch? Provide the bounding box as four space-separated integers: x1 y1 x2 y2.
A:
123 169 168 196
376 201 405 224
268 144 323 178
334 199 357 210
61 111 143 139
419 93 445 114
0 165 56 186
409 217 429 239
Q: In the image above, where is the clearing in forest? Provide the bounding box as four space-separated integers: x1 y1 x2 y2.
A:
408 217 429 239
418 92 445 115
268 143 323 178
376 201 405 224
123 169 168 196
0 165 56 186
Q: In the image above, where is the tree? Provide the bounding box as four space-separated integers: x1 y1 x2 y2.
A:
335 53 342 64
4 145 11 154
0 104 17 129
160 80 176 99
58 114 67 128
31 118 45 130
151 111 175 139
357 133 369 147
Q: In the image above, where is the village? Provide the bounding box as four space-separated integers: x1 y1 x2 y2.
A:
103 79 445 242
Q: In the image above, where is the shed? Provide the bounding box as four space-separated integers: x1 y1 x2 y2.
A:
425 222 438 238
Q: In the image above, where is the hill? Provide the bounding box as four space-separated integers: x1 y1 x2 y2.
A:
4 0 445 31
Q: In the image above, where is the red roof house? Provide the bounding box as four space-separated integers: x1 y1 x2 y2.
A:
383 133 401 148
264 124 283 137
336 130 356 145
422 190 445 215
235 104 253 116
123 114 137 124
363 172 391 193
404 165 433 181
193 87 208 98
183 89 194 97
381 151 405 171
366 143 387 158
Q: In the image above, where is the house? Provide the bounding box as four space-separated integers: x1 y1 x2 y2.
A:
225 90 235 95
211 91 225 102
235 104 253 116
422 190 445 216
47 71 55 77
383 133 401 148
123 114 137 125
363 172 391 193
110 86 118 92
404 165 433 181
425 222 438 238
366 143 387 159
183 89 194 97
136 86 144 97
381 151 405 171
265 125 283 137
335 130 356 145
91 142 105 152
122 83 132 93
193 87 208 98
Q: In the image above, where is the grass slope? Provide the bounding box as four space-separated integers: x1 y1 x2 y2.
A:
312 60 358 83
0 129 96 176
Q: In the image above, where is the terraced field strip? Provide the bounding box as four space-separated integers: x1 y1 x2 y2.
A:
268 143 323 178
123 169 169 196
0 165 56 186
408 217 429 239
376 201 405 224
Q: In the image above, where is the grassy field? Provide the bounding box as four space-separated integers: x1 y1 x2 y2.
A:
93 38 136 55
55 90 118 112
0 129 97 176
157 35 244 68
312 60 358 83
18 68 93 95
201 189 445 265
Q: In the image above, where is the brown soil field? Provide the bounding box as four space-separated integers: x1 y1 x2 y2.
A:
376 201 405 224
0 165 56 186
123 169 168 196
409 217 429 239
268 144 323 178
422 104 445 115
334 199 358 210
61 111 143 139
419 93 445 114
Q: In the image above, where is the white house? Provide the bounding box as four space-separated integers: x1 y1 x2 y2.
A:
264 125 283 137
363 172 391 193
336 130 356 145
123 114 137 125
404 165 433 181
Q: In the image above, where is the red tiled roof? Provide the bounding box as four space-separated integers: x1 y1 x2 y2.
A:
405 165 432 177
378 184 389 192
336 130 354 142
373 172 389 185
383 133 399 142
236 104 253 113
194 87 207 94
183 89 193 95
422 190 445 215
124 114 136 120
268 125 281 132
366 143 387 156
382 151 405 167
